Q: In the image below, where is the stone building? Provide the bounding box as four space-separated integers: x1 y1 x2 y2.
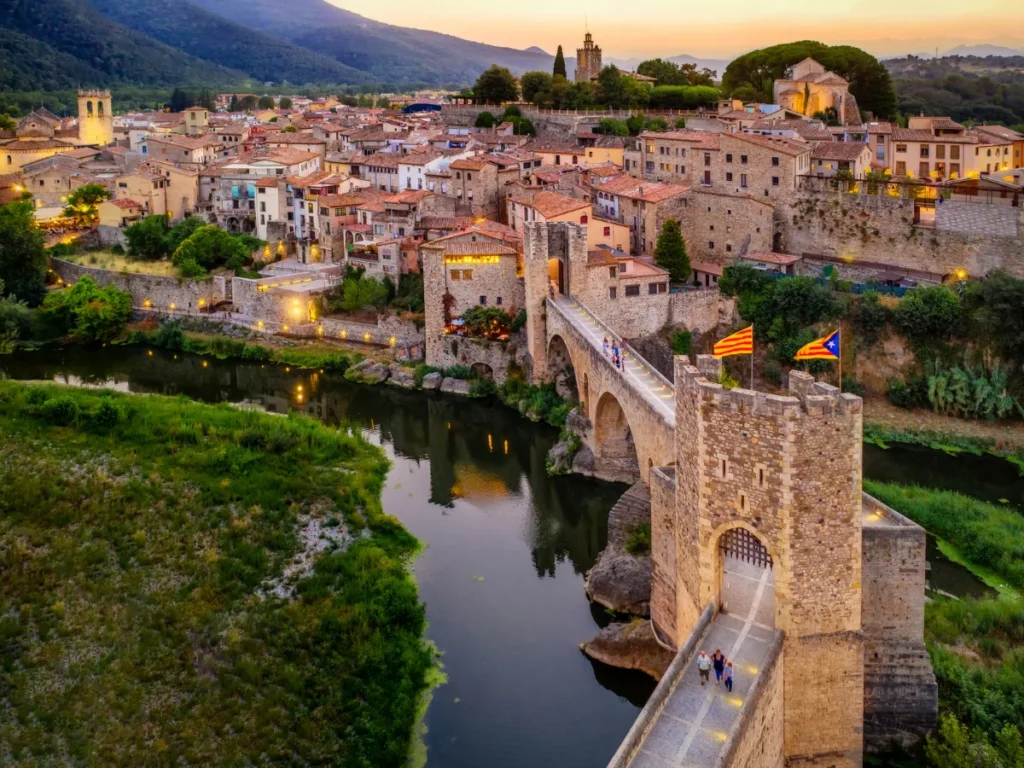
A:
575 31 603 83
773 57 862 124
593 176 688 255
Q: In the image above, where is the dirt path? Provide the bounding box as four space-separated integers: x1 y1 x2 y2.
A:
864 399 1024 452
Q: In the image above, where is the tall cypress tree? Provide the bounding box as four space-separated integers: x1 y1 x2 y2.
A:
553 46 567 78
653 218 691 283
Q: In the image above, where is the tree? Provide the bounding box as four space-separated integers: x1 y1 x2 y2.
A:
38 275 131 343
968 271 1024 362
124 214 171 260
0 201 46 306
625 113 647 136
257 96 275 109
649 85 720 109
520 71 552 104
645 117 669 132
675 117 687 128
508 117 536 136
0 113 17 131
596 65 626 109
596 118 629 136
637 59 687 86
653 219 691 282
375 96 391 108
229 94 239 111
168 88 191 113
281 125 298 133
341 274 388 312
812 106 840 126
64 184 111 226
0 279 32 353
279 97 293 110
894 285 962 342
238 95 258 111
165 216 207 254
172 225 251 276
621 77 653 109
553 45 567 79
473 65 519 104
474 111 496 129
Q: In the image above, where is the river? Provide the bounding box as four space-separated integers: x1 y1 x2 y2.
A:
0 346 1005 766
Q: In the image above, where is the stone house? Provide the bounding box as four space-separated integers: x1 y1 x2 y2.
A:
523 139 586 167
353 153 401 193
140 135 224 168
448 156 518 220
113 170 169 217
98 197 142 230
674 189 776 264
715 132 811 204
772 57 862 124
573 248 672 337
593 175 688 255
583 136 626 167
507 188 629 252
263 131 327 163
810 141 873 177
974 124 1024 170
890 117 983 180
138 160 200 221
637 130 721 188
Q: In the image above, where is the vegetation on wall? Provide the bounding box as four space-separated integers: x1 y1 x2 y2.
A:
37 276 132 343
0 200 47 306
0 380 431 766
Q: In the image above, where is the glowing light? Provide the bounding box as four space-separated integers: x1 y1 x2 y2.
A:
363 332 370 341
340 329 347 339
317 325 324 335
713 731 728 742
955 269 967 281
745 665 759 675
297 384 303 391
257 321 264 330
726 696 743 708
202 360 208 367
283 324 290 332
503 439 508 455
487 434 493 452
443 254 501 265
143 298 152 308
198 298 206 307
169 303 176 310
389 336 396 346
147 350 153 357
285 367 291 373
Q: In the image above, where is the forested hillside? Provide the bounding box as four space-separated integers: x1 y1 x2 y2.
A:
89 0 368 85
0 0 244 89
885 56 1024 127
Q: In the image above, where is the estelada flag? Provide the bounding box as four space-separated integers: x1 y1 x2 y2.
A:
794 329 841 361
713 325 753 358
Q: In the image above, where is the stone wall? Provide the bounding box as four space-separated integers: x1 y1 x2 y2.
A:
861 494 937 750
782 192 1024 279
650 466 681 645
442 105 696 137
51 258 227 312
428 332 526 384
718 633 785 768
675 191 776 265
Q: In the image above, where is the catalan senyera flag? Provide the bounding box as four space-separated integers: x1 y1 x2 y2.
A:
794 329 841 361
713 325 754 358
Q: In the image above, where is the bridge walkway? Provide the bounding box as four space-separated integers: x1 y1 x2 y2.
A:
549 296 675 426
628 559 778 768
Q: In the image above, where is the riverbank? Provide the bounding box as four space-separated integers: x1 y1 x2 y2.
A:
0 381 433 766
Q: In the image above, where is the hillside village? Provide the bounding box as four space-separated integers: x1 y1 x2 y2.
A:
4 35 1021 383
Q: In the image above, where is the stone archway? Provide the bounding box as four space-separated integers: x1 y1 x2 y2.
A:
471 362 494 381
593 391 639 483
547 256 565 295
547 334 577 400
716 526 775 629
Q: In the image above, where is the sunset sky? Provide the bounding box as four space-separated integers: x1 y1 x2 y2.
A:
331 0 1023 59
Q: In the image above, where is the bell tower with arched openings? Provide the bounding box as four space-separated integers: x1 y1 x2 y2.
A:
76 89 113 147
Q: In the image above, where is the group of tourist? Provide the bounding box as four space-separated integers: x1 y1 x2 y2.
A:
695 649 735 691
602 337 624 371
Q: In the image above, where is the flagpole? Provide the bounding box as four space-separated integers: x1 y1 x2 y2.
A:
838 336 843 393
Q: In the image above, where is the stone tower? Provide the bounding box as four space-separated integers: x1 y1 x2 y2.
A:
522 221 589 381
575 32 602 83
652 356 865 767
77 90 113 147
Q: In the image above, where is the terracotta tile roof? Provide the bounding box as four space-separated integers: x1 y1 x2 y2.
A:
421 239 517 256
318 188 389 207
65 147 101 159
356 153 401 169
748 120 833 141
974 125 1024 142
690 261 725 276
723 132 809 156
255 177 282 188
397 151 441 166
811 142 870 161
358 201 387 213
640 130 721 150
262 148 321 165
929 118 964 130
1 139 76 151
587 249 617 266
864 122 894 135
266 131 325 145
595 174 688 203
449 157 490 171
386 190 432 204
325 150 362 163
110 198 141 209
419 216 474 230
146 134 220 150
892 127 978 144
286 170 337 188
509 189 588 218
522 139 580 154
742 251 802 265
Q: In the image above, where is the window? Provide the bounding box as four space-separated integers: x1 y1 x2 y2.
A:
936 145 945 160
920 145 930 158
625 284 640 296
463 270 472 280
896 161 906 175
720 458 727 478
726 244 732 252
703 170 711 186
618 262 627 273
608 267 616 278
708 241 714 249
496 297 502 306
758 468 765 487
919 161 929 177
725 153 733 163
450 270 461 280
603 225 611 236
648 282 667 294
740 174 748 188
772 157 779 166
609 287 617 299
896 143 907 153
772 176 779 186
951 145 960 160
726 172 733 182
950 163 961 176
740 155 748 164
479 295 487 305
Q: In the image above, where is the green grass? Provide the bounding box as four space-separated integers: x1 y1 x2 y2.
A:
865 481 1024 591
863 422 1024 473
0 381 431 767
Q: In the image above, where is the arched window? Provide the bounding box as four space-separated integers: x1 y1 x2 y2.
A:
86 101 93 116
97 101 104 117
6 156 11 166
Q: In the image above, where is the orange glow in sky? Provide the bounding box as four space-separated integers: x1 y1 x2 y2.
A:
328 0 1023 59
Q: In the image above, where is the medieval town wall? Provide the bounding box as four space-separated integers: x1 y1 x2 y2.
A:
51 258 228 312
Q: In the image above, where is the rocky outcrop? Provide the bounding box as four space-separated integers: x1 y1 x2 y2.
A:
581 620 675 681
344 358 391 385
586 482 652 616
388 365 416 389
421 372 443 390
440 377 471 395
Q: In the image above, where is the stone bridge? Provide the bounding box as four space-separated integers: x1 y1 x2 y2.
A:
545 296 676 484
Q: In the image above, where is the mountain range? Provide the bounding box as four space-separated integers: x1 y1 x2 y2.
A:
0 0 560 89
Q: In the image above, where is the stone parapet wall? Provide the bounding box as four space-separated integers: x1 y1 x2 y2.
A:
427 331 526 384
718 632 785 768
51 258 227 312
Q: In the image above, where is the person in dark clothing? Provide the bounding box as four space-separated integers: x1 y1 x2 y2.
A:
712 649 726 684
724 661 734 692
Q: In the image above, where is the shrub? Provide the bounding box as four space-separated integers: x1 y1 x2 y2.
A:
442 365 473 380
852 290 889 345
893 285 962 343
90 398 124 429
887 376 928 409
38 276 132 343
625 523 652 556
670 328 691 355
924 360 1022 420
41 395 79 426
413 364 439 388
510 308 527 333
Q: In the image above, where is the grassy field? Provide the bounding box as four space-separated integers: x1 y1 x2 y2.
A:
60 250 180 277
0 381 432 767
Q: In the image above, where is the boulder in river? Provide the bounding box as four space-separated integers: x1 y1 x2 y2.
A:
440 377 471 395
581 620 675 680
421 372 443 390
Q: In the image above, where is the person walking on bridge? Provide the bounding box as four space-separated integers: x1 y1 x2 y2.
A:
696 651 711 686
602 337 609 357
712 649 726 684
724 661 734 693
